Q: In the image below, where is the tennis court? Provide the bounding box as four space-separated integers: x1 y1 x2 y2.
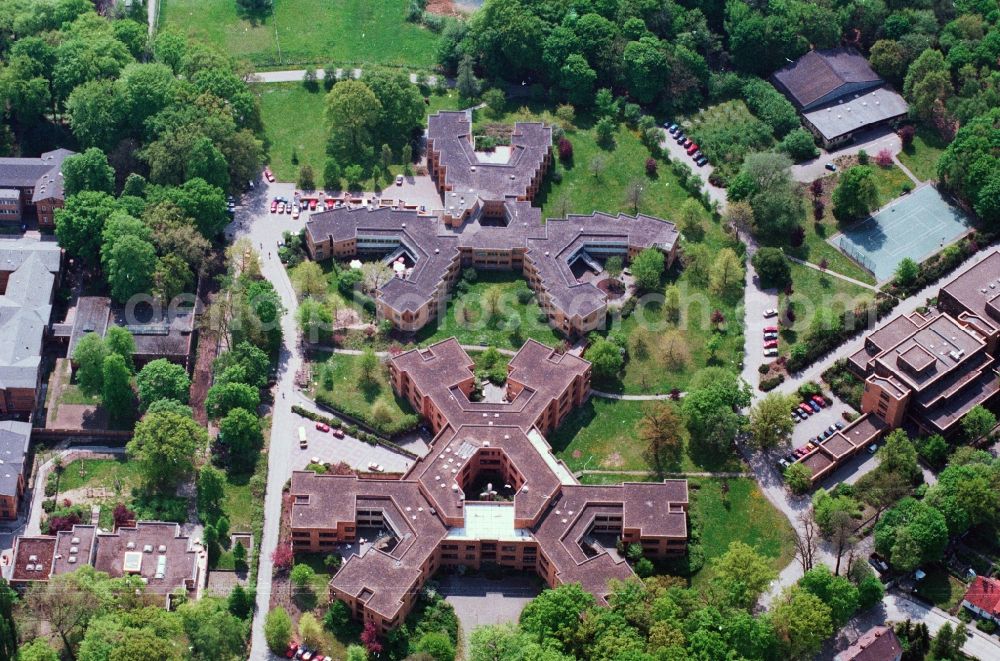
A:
834 185 973 281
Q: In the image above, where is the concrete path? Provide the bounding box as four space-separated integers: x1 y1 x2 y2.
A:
785 254 879 291
791 128 902 183
658 128 727 211
250 69 442 86
892 155 922 186
590 390 683 401
577 470 751 478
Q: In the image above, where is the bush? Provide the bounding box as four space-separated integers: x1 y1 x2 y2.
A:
760 374 785 391
645 157 657 176
557 137 573 161
976 619 998 634
779 128 819 162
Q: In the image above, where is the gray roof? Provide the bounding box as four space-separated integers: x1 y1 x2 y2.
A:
0 420 31 497
803 88 909 141
427 111 551 215
0 149 75 203
0 236 61 389
772 48 883 110
306 203 678 318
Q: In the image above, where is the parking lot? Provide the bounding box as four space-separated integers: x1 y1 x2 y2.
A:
289 418 414 474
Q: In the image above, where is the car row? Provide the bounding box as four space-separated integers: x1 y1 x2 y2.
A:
790 395 829 421
286 642 332 661
762 326 778 358
314 421 345 438
664 122 710 167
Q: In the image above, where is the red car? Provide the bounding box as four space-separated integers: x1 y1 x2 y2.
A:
764 326 778 333
264 167 275 183
285 642 299 658
331 428 344 438
309 199 318 211
686 143 700 155
315 422 330 433
270 200 278 213
764 340 778 349
811 395 826 407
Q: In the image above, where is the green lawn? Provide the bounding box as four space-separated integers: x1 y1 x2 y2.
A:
871 163 915 206
915 566 967 613
57 458 142 493
414 271 563 349
58 384 101 407
688 477 796 588
161 0 441 69
259 83 466 185
779 261 874 358
548 398 744 473
310 351 416 430
897 126 948 182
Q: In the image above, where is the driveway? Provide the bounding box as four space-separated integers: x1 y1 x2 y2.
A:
439 573 543 650
658 128 727 210
741 266 779 393
791 127 901 183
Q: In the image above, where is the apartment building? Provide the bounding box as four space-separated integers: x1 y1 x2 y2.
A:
0 421 31 520
289 338 689 632
0 149 75 227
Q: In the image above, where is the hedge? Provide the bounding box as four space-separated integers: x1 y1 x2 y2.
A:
292 404 419 459
786 294 899 373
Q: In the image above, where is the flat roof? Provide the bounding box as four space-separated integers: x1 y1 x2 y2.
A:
940 250 1000 332
804 88 908 140
446 503 530 541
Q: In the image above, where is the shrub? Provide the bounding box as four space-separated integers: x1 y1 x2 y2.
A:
875 148 894 167
557 137 573 161
645 157 657 176
898 124 915 147
857 149 869 165
759 374 785 391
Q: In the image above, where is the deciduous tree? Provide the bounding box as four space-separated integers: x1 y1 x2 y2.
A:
127 410 206 490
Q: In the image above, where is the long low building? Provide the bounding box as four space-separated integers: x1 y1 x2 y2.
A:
7 521 207 607
289 338 689 633
305 204 678 337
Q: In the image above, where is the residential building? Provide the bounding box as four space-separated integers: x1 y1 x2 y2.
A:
847 251 1000 438
7 521 207 607
289 338 689 633
0 149 75 227
835 625 903 661
0 421 31 520
771 48 908 148
305 204 678 337
55 295 199 369
961 575 1000 623
0 234 62 415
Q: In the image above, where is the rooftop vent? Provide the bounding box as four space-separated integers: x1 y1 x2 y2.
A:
28 555 37 562
143 545 153 553
68 556 77 564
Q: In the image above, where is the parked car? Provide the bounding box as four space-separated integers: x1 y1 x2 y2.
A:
315 422 330 433
675 133 686 143
695 155 708 167
763 332 778 341
309 199 318 210
331 427 345 438
777 458 789 470
764 326 779 333
805 442 816 451
808 400 821 413
764 348 778 357
824 163 837 172
791 413 801 423
285 642 299 658
270 200 278 213
667 123 679 134
868 443 878 454
834 421 845 430
292 207 300 219
827 424 839 435
763 308 778 318
264 167 275 182
368 462 384 472
681 138 693 148
686 143 700 155
763 340 778 350
298 427 308 449
799 404 813 416
691 150 703 160
277 202 285 213
395 174 404 186
784 454 796 464
812 395 826 407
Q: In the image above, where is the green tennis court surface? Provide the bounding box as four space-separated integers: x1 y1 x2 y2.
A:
835 185 973 281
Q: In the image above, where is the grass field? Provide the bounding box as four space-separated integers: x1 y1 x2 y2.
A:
548 398 744 473
415 271 563 348
779 261 874 358
897 126 948 182
161 0 441 69
259 83 466 185
871 163 915 206
310 352 415 429
688 477 796 588
915 566 967 612
58 458 142 493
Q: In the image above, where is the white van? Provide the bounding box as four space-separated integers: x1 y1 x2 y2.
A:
298 426 308 448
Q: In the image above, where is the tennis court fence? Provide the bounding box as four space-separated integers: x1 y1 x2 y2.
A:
838 238 877 275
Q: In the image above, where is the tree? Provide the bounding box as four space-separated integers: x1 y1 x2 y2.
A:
588 154 606 179
595 117 616 147
833 166 880 220
0 579 16 661
136 359 191 411
771 586 833 660
290 562 316 591
416 631 456 661
153 254 195 303
559 54 596 107
874 498 949 571
101 354 134 423
55 191 118 265
962 404 996 442
149 178 230 239
586 338 623 382
104 326 136 373
456 54 481 100
709 541 777 610
106 234 157 302
203 523 220 562
639 402 683 475
358 348 380 385
228 584 254 619
903 49 953 123
682 369 750 456
219 408 263 471
870 39 909 83
785 462 813 494
931 622 967 660
751 248 791 289
878 429 921 483
324 158 341 189
299 612 324 649
630 247 664 291
296 298 332 344
663 284 682 323
622 37 669 104
325 79 382 166
778 128 818 162
519 583 595 652
127 411 207 491
624 179 644 213
78 607 188 661
17 640 59 661
62 147 115 196
482 88 506 120
798 566 859 627
186 137 229 190
265 607 293 653
709 248 745 297
679 198 704 240
895 257 920 286
197 464 225 517
74 331 109 395
793 512 818 573
206 382 260 419
66 79 126 151
178 597 247 660
748 392 796 450
214 341 271 390
298 164 316 191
